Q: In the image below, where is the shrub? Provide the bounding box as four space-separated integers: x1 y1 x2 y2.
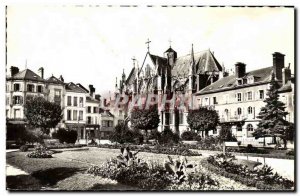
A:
204 153 294 190
52 128 77 144
109 122 136 144
286 150 294 156
27 144 53 158
159 127 179 145
181 131 198 141
19 145 29 152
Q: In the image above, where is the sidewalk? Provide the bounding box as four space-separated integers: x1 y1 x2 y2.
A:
6 164 28 176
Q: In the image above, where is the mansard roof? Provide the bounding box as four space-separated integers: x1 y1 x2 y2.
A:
65 82 87 93
9 69 44 82
46 75 64 84
196 66 274 95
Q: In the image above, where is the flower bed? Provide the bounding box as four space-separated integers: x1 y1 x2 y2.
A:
45 143 85 149
27 144 54 158
87 147 217 190
98 144 201 156
202 153 294 190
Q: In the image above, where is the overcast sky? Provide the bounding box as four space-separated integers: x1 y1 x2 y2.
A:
7 6 294 96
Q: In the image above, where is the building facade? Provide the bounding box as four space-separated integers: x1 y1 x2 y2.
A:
194 52 294 146
6 66 118 144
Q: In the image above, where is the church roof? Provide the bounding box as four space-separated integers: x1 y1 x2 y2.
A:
65 82 87 93
126 67 137 85
165 47 176 53
46 75 64 84
196 66 274 95
9 69 44 81
171 50 222 77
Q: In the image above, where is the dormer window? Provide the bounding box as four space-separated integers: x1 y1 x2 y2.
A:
237 79 243 85
243 78 247 84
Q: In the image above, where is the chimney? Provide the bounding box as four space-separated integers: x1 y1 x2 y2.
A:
273 52 285 80
235 62 246 78
59 75 64 82
10 66 19 76
88 84 95 98
282 65 291 85
38 67 44 79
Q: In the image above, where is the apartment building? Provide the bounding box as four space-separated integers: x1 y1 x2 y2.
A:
195 52 294 146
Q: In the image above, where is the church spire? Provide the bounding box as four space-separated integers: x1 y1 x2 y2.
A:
145 38 151 53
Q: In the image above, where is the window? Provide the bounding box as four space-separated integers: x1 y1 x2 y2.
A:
237 93 242 102
67 110 72 120
55 89 61 97
205 97 209 105
213 97 217 104
6 85 9 92
248 106 253 114
79 111 83 120
14 109 21 118
27 84 34 92
13 96 23 105
169 113 173 124
237 79 242 85
237 107 242 115
73 97 78 106
67 96 72 106
179 112 184 124
259 90 264 99
237 125 242 132
79 97 84 107
94 107 97 113
87 106 91 113
95 117 98 124
37 85 43 93
243 78 247 84
14 83 20 91
247 92 252 101
213 129 217 134
87 116 91 124
6 97 9 105
6 109 9 117
73 110 78 121
247 124 253 132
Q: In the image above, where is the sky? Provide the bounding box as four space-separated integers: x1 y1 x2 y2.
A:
6 6 294 96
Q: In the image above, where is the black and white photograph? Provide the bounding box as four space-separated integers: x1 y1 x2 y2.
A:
5 4 295 192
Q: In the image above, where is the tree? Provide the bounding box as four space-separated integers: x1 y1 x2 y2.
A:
130 106 160 142
252 73 291 148
109 121 134 144
219 124 236 143
24 96 63 135
187 107 219 136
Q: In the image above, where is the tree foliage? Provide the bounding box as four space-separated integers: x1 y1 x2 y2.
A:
130 106 160 132
252 73 293 147
109 121 135 144
52 128 78 144
187 107 219 132
24 96 63 134
219 124 237 143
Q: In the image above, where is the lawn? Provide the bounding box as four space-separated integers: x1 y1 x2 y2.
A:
7 147 256 191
